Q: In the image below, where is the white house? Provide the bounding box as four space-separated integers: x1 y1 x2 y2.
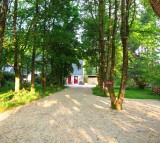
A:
67 60 84 85
2 66 14 73
66 60 98 85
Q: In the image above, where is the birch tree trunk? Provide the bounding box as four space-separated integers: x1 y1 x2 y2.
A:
13 0 21 92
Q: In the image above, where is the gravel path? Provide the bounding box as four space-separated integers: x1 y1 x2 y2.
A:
0 87 160 143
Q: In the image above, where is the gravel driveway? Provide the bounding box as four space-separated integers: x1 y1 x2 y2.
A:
0 87 160 143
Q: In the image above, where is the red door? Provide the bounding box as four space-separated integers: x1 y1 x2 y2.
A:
74 76 78 84
68 76 72 84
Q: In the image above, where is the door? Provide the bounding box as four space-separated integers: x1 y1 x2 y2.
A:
68 76 72 84
74 76 78 84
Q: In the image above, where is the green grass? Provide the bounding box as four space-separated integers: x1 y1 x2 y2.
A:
0 84 65 113
92 87 160 100
92 87 107 97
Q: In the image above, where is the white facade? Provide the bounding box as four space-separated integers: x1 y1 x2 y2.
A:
67 60 84 85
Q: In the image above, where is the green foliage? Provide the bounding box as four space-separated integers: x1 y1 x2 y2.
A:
35 76 41 84
92 87 107 97
92 87 160 100
3 72 15 82
126 79 138 89
128 4 160 89
123 88 160 99
0 85 66 113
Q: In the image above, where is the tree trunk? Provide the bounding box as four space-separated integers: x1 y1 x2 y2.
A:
113 0 130 110
31 1 38 93
149 0 160 16
42 46 46 92
13 0 20 92
20 50 25 89
98 0 105 90
0 0 8 87
109 0 118 107
21 19 33 89
42 0 47 93
105 0 111 82
50 59 54 87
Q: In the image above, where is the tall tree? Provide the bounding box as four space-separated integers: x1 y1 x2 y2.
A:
13 0 21 92
114 0 135 110
108 0 118 108
31 0 38 93
41 0 47 93
98 0 105 90
0 0 8 87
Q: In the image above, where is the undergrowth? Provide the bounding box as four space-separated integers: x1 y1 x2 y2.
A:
0 84 65 113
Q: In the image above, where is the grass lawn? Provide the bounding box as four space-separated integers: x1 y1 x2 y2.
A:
0 84 65 113
92 87 160 100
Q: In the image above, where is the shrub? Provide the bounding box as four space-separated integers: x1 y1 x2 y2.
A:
3 72 15 82
126 79 138 89
35 76 41 84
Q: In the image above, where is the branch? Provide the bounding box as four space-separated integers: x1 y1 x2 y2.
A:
130 29 159 35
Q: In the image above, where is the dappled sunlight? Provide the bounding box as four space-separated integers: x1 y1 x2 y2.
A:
72 106 80 112
99 99 110 105
136 123 159 134
126 115 145 122
77 128 93 142
53 106 73 116
49 119 59 127
37 100 58 107
124 100 160 121
65 94 71 98
71 99 81 106
90 127 118 143
146 103 160 110
0 87 160 143
0 106 21 122
94 104 106 109
113 120 133 132
147 112 160 121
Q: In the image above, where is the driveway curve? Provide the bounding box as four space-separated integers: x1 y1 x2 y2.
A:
0 87 160 143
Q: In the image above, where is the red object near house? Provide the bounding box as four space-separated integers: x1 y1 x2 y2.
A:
68 76 72 84
74 76 78 84
104 81 114 85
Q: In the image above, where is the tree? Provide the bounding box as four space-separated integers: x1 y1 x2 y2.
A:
0 0 8 87
106 0 118 107
128 2 160 89
149 0 160 16
13 0 21 92
31 0 38 93
98 0 105 90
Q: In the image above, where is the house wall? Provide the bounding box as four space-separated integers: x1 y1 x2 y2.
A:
67 75 84 85
66 60 84 85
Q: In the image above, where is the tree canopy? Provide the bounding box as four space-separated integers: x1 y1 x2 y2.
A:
0 0 159 110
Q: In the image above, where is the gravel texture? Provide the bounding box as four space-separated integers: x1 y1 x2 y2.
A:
0 87 160 143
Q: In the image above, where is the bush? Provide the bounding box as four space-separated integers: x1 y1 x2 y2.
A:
92 86 106 97
35 76 41 84
3 72 15 82
1 74 5 86
126 79 138 89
